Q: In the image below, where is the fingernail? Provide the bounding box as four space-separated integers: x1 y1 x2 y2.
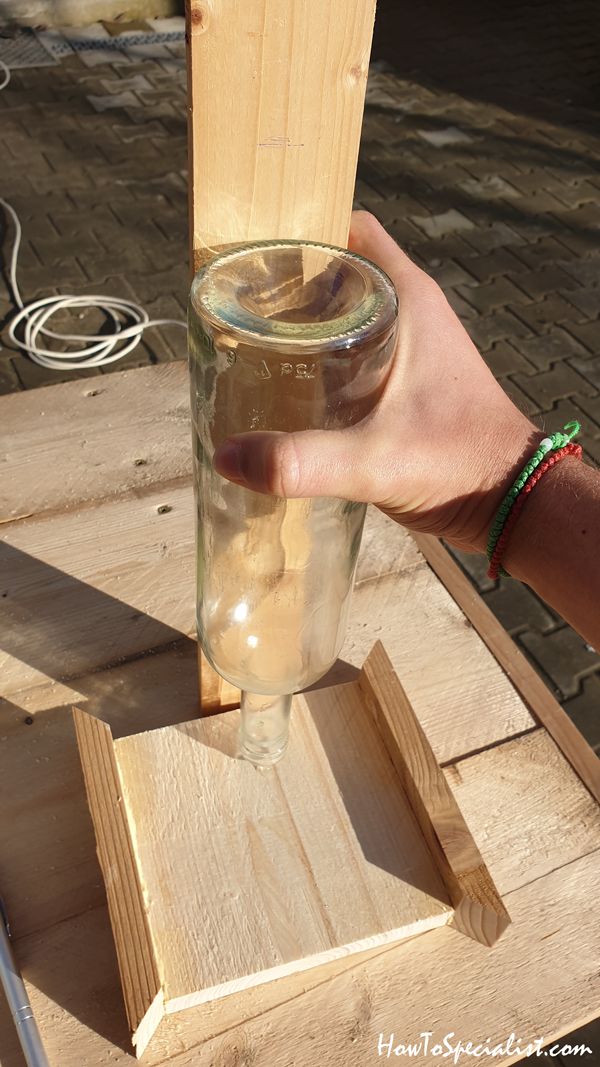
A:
214 440 245 483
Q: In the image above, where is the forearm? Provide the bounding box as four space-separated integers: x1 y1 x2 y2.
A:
501 457 600 651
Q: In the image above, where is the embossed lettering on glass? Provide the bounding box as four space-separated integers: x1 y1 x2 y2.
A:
189 241 398 765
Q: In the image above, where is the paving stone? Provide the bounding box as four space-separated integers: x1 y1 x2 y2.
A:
407 234 479 264
99 73 152 93
461 221 527 252
511 237 579 271
428 260 476 289
0 357 23 394
559 682 597 751
568 354 600 391
455 247 529 283
560 285 599 318
458 175 520 199
416 126 474 147
510 294 587 333
481 341 536 378
519 627 600 699
553 201 600 231
112 120 169 143
502 378 542 417
512 361 596 411
444 288 480 321
410 208 475 238
563 320 600 352
515 266 583 299
509 329 589 373
466 309 535 349
570 391 600 424
560 254 600 287
540 397 600 464
457 276 532 313
14 355 100 389
550 178 600 207
482 579 559 636
87 91 141 111
555 227 599 257
445 545 496 594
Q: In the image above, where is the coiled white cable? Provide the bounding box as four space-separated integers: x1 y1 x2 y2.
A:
0 60 186 370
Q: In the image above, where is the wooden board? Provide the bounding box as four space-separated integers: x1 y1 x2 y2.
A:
3 679 598 949
415 533 600 802
359 643 509 946
77 644 508 1054
186 0 377 708
0 494 534 751
187 0 376 269
0 363 191 523
1 361 598 1063
3 787 599 1066
73 709 164 1056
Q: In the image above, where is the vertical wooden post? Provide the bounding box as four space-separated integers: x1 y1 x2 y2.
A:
186 0 377 710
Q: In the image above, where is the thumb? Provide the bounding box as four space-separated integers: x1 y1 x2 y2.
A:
349 210 418 286
213 428 379 501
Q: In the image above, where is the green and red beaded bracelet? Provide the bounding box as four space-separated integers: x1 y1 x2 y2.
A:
486 421 583 580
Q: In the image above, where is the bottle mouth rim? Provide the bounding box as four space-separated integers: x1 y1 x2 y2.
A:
189 239 398 353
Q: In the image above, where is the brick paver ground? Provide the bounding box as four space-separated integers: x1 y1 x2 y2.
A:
0 6 599 1057
1 9 598 752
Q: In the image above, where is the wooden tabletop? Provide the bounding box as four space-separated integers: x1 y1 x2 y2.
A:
1 363 599 1067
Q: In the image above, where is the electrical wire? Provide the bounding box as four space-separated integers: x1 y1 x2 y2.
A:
0 59 186 370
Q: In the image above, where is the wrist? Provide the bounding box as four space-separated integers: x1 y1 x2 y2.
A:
459 415 544 555
502 455 584 581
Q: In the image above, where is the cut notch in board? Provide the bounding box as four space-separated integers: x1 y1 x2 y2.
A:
73 642 508 1058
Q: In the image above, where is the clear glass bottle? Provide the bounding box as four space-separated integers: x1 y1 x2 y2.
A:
189 240 398 765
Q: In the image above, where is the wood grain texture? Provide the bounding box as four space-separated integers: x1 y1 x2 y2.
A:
347 565 535 762
442 728 600 895
5 850 599 1067
72 708 164 1057
186 0 376 706
113 683 451 1017
414 533 600 803
359 643 510 946
0 494 534 760
0 364 191 524
186 0 376 268
4 672 598 946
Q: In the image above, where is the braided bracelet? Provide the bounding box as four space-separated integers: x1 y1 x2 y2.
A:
487 440 583 580
486 420 580 565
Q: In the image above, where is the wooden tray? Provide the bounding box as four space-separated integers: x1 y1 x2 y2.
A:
73 642 509 1058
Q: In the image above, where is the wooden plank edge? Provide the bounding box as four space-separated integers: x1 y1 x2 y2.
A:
164 910 451 1016
72 707 165 1054
413 533 600 805
198 649 240 714
358 642 510 947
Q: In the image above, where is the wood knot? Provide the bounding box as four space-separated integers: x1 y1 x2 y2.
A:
189 3 207 32
347 63 366 84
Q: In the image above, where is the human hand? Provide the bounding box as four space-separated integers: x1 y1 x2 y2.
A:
214 211 540 553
